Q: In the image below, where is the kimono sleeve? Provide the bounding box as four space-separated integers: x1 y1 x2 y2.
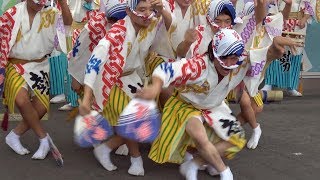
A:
152 54 208 88
53 10 68 54
301 0 317 23
68 13 108 84
243 47 268 97
83 37 111 89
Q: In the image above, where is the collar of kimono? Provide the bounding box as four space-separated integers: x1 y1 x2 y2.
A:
33 0 48 5
206 0 236 29
212 29 245 70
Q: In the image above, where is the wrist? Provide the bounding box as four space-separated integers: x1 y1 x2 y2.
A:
152 77 163 92
158 5 165 14
184 39 194 46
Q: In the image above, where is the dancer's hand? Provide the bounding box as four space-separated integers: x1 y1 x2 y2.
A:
275 36 303 54
184 29 198 45
136 77 163 100
136 85 159 100
297 17 307 29
268 36 303 60
78 99 91 116
150 0 164 14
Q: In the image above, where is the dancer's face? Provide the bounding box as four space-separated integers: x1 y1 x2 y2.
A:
213 54 239 76
127 0 155 28
209 14 232 33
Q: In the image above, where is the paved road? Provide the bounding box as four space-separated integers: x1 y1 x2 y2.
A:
0 79 319 180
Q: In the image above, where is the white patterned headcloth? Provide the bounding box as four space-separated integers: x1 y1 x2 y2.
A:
105 0 127 19
127 0 140 11
242 2 255 16
212 29 245 69
207 0 236 27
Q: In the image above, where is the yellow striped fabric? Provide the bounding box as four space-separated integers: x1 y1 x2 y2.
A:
3 63 49 113
3 63 25 113
149 93 246 164
145 54 165 77
148 93 222 164
102 85 131 126
253 92 263 107
101 55 163 126
148 94 201 164
33 89 49 111
226 90 237 102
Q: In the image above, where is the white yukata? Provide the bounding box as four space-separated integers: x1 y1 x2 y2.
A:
83 15 163 124
153 48 267 127
188 0 282 97
68 0 127 85
149 29 259 163
233 0 284 96
68 0 101 46
167 0 209 58
68 12 109 85
1 1 66 113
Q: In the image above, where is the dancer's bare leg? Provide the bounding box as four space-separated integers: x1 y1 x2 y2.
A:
237 91 262 149
14 93 47 135
180 118 233 180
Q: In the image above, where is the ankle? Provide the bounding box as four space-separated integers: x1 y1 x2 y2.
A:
131 156 143 164
220 166 232 177
8 130 20 139
253 124 261 132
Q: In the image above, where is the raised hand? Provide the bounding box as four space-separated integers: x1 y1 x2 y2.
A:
297 18 307 29
272 36 303 57
184 29 198 44
150 0 164 14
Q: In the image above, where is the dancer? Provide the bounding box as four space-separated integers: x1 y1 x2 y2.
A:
263 0 317 96
0 0 72 159
137 29 300 180
78 0 172 176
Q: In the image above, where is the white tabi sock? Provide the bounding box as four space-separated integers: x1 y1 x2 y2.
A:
128 156 145 176
32 135 50 159
115 144 129 156
184 151 194 162
180 160 199 180
93 144 117 171
220 166 233 180
247 123 262 149
6 130 30 155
